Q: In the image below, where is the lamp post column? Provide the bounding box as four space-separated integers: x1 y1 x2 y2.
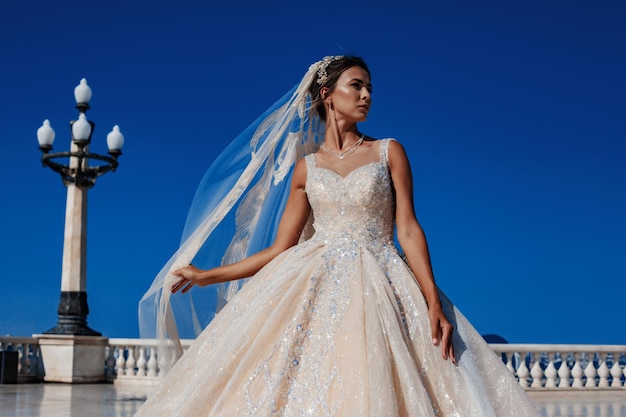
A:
46 139 99 335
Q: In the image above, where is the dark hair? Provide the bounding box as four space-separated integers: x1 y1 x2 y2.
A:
309 56 370 121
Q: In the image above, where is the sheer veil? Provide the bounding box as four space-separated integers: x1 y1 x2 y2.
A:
138 60 326 371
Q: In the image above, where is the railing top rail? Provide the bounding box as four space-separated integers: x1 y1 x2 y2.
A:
0 336 39 345
108 338 194 347
490 343 626 353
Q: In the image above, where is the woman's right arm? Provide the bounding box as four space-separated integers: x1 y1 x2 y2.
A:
171 158 310 294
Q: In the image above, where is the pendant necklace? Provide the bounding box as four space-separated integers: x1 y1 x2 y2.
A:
321 134 364 160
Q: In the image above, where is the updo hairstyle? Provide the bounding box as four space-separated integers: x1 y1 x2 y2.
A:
309 56 370 122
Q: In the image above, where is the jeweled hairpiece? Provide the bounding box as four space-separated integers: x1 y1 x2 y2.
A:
316 55 344 85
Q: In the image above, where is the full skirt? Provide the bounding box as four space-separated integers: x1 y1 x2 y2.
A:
136 239 540 416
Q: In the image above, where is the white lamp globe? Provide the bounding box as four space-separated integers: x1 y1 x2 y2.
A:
72 113 92 142
37 119 55 147
74 78 92 104
107 125 125 152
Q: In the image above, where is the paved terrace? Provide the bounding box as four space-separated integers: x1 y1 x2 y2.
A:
1 383 625 417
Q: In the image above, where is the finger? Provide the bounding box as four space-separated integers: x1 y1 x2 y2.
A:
447 339 456 364
171 279 187 293
182 282 195 294
449 342 456 365
431 319 441 345
441 324 454 361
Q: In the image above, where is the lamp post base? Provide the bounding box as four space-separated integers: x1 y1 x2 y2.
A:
43 291 101 336
34 334 108 383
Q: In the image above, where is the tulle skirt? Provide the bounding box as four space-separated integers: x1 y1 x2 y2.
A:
135 239 540 417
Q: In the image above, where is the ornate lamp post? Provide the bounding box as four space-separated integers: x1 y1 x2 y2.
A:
37 78 124 336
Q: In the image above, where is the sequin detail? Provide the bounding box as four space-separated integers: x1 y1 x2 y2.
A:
136 139 541 417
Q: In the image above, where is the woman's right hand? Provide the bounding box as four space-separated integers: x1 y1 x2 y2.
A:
171 264 206 294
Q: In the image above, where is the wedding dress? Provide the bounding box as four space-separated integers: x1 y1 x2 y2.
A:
135 139 540 416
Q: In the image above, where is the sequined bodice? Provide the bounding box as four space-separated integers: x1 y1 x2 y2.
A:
304 140 394 252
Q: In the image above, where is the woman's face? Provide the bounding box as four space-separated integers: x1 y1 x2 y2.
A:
326 66 372 123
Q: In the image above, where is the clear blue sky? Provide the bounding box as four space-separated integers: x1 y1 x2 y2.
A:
1 0 624 344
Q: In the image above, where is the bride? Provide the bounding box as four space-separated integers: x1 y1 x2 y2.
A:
136 55 541 416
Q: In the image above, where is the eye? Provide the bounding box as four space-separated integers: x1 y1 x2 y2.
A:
350 80 372 93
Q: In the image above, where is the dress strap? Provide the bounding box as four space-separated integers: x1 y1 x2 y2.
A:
379 138 395 166
304 153 316 170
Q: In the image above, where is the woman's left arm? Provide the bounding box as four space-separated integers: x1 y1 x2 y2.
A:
388 140 456 364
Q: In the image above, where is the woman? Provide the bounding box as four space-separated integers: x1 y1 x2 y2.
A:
136 56 540 416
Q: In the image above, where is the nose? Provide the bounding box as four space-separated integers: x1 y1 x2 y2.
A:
361 87 371 100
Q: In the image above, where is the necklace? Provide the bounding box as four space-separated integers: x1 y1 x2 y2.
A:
321 134 364 160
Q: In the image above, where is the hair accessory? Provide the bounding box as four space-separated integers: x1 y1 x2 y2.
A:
316 55 344 85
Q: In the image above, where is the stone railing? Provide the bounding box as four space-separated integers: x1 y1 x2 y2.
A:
107 341 626 389
0 337 44 383
106 338 193 385
2 336 625 390
491 344 626 390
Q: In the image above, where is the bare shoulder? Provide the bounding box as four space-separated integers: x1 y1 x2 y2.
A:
292 157 308 189
386 139 410 169
386 138 406 152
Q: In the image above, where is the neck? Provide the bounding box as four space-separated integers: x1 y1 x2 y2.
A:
323 124 361 151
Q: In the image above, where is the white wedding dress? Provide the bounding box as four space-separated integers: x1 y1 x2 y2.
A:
136 139 540 416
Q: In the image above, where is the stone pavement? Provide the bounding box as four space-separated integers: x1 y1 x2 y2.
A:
0 383 625 417
0 383 151 417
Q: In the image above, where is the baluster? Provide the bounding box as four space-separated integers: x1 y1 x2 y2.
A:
17 343 26 376
517 351 530 388
530 351 543 388
25 343 34 376
35 344 44 378
17 344 26 376
105 346 116 378
125 346 136 376
544 352 557 388
115 346 127 377
557 352 570 388
27 343 38 377
505 353 515 375
584 352 598 387
597 352 610 387
147 347 158 378
136 347 147 377
609 352 623 388
571 352 584 388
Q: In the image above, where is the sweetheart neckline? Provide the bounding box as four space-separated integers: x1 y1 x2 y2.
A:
310 161 381 179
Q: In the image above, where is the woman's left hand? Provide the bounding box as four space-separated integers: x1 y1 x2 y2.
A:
428 305 456 364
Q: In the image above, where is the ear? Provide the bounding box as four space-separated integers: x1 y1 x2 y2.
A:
320 87 331 101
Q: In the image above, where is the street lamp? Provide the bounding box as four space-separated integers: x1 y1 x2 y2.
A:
37 78 124 336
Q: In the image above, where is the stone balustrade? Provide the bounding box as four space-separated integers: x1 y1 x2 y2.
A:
0 337 44 383
2 336 625 390
105 338 192 385
491 344 626 390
